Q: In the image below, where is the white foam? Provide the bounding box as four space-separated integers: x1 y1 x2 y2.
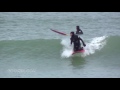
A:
82 36 107 57
61 36 107 58
61 38 73 58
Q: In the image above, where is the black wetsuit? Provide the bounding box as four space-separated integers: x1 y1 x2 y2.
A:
70 34 86 51
76 28 83 34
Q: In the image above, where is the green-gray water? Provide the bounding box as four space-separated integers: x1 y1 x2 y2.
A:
0 12 120 78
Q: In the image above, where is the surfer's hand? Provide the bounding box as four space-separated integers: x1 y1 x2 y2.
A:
83 43 86 47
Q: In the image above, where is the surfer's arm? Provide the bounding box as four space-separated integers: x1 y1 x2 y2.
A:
78 29 83 34
70 38 73 45
76 29 83 34
80 29 83 34
79 37 86 47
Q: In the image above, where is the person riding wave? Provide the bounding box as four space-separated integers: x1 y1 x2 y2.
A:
70 31 86 52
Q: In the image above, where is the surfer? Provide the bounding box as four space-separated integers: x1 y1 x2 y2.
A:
76 26 83 35
70 31 86 52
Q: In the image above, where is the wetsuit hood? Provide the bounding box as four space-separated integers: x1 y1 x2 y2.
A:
70 31 75 36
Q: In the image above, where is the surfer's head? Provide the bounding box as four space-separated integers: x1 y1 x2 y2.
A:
70 31 74 36
76 26 80 30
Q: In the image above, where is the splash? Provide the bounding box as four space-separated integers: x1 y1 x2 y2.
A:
82 36 107 57
61 38 73 58
61 36 107 58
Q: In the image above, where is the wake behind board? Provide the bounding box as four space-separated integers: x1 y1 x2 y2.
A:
72 48 85 55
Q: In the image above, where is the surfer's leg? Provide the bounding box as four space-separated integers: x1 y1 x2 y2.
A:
79 47 83 50
73 44 76 51
74 43 79 51
79 43 81 50
79 42 83 50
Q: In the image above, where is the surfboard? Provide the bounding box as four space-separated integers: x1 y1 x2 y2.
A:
50 29 68 36
72 48 85 55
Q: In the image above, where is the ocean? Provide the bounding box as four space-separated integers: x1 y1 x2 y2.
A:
0 12 120 78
